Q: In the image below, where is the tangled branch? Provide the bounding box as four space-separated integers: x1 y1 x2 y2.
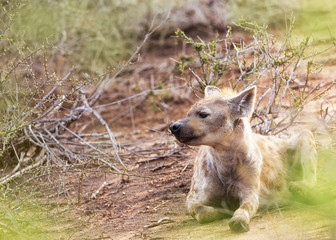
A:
0 13 171 184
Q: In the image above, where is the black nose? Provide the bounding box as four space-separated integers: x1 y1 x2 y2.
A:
170 122 181 134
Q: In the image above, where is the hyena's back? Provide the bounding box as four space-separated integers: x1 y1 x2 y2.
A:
254 134 288 202
254 131 316 203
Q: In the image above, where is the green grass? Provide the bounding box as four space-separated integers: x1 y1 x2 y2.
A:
0 180 83 240
0 191 54 239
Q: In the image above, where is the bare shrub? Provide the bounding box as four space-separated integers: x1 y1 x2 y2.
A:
0 1 170 182
174 18 336 134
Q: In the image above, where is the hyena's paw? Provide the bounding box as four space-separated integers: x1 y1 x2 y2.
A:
228 215 250 233
288 181 310 197
194 205 230 224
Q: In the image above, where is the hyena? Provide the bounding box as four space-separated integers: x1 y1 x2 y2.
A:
169 86 317 232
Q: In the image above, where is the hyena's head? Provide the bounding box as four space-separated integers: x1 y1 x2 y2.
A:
169 86 256 146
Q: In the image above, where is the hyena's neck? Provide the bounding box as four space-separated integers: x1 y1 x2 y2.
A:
212 118 257 155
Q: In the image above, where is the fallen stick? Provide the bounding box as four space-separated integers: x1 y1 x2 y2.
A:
91 181 107 199
144 217 174 229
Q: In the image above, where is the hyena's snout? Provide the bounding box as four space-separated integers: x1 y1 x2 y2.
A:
169 121 182 134
169 119 200 145
169 120 187 141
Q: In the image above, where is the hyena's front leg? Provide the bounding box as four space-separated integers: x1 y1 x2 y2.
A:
228 190 259 232
186 150 233 223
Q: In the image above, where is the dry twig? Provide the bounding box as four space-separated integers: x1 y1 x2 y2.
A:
144 217 174 228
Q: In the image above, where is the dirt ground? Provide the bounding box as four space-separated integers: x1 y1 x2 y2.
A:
40 34 336 240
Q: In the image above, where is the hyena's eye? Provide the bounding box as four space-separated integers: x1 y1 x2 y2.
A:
198 112 209 119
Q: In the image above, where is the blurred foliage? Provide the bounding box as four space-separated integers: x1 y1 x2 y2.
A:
289 144 336 237
1 0 335 75
227 0 298 27
296 0 336 42
0 0 304 74
0 186 56 239
2 0 186 73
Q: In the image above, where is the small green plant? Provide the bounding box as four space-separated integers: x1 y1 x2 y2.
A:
174 18 335 134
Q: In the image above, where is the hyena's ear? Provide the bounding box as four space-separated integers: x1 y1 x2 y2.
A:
204 86 221 97
229 86 256 118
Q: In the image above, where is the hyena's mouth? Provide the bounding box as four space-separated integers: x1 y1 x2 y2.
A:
176 135 200 144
